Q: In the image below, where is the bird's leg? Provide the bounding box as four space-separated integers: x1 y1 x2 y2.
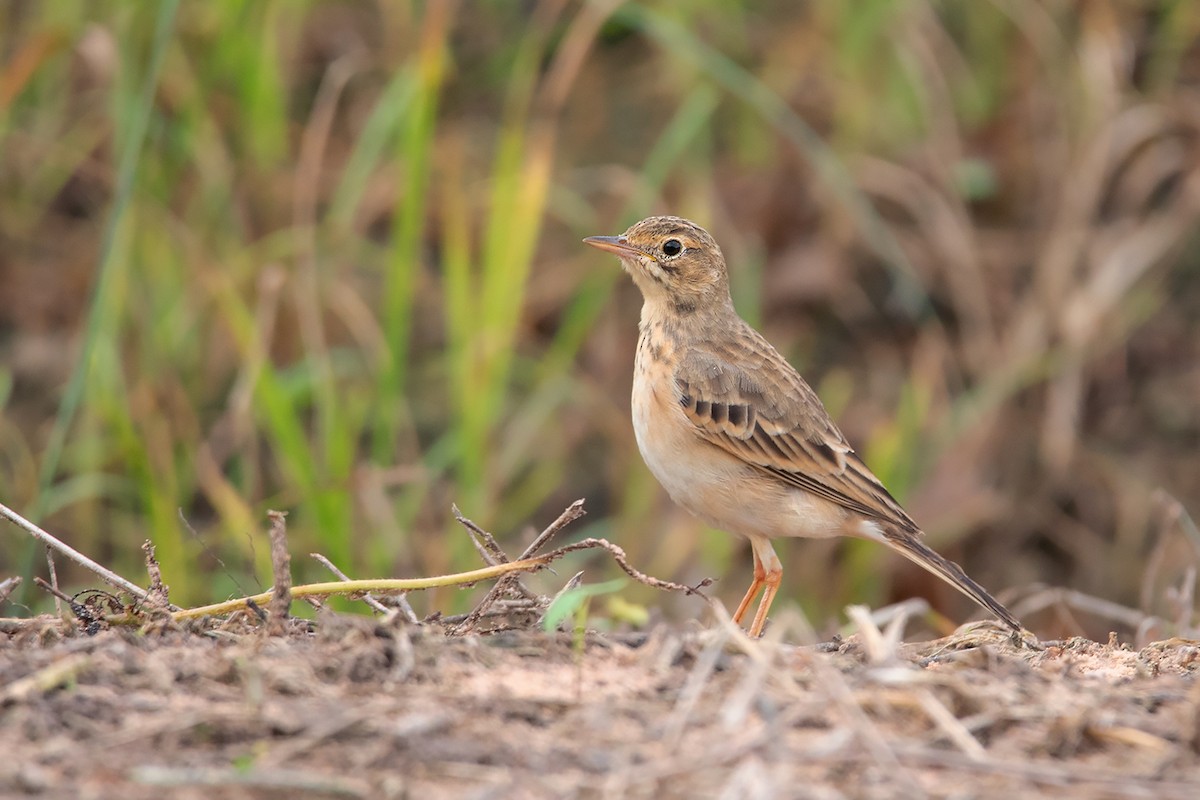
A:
748 539 783 638
731 542 766 626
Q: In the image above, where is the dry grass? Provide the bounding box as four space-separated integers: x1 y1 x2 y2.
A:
5 5 1200 795
2 618 1198 799
2 1 1200 646
2 495 1197 797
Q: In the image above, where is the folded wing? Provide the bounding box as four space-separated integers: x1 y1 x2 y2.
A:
674 335 921 535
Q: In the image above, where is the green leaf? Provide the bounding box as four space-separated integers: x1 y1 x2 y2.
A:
541 578 627 632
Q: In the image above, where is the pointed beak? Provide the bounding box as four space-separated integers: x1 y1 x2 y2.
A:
583 235 642 258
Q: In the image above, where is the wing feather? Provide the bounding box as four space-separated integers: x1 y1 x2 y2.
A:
674 332 920 534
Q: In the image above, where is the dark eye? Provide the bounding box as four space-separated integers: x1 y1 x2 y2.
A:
662 239 683 257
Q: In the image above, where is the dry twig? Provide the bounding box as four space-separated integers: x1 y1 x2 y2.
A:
452 504 511 569
450 500 588 634
167 557 562 623
44 546 62 617
266 510 292 635
141 540 170 610
20 500 705 636
0 576 21 606
517 499 588 560
533 537 711 597
32 577 74 606
0 500 158 606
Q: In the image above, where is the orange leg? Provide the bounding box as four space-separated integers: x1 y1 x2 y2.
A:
731 538 783 637
748 538 783 638
732 549 766 626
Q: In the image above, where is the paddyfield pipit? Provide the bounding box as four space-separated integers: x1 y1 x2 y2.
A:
585 215 1021 637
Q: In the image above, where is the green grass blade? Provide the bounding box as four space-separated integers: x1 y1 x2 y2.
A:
618 4 929 316
31 0 180 522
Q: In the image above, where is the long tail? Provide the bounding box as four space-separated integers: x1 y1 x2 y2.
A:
881 526 1022 633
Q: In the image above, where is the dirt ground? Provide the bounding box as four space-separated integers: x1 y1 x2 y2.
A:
2 612 1199 800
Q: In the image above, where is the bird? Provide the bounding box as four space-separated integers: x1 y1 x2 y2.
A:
584 215 1022 637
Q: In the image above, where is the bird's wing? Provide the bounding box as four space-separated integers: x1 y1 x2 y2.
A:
673 332 921 534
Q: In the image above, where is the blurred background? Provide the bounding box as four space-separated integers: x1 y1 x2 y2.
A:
2 1 1198 640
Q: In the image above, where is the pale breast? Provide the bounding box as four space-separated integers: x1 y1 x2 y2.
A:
632 330 851 541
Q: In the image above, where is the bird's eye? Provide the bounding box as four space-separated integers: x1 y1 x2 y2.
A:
662 239 683 257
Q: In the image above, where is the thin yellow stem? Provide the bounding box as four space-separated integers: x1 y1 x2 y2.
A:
170 555 553 622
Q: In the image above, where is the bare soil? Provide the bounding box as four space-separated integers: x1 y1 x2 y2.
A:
3 616 1199 800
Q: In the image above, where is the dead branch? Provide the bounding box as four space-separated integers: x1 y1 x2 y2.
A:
445 500 708 636
44 546 62 617
451 504 537 600
0 576 21 606
141 540 170 610
452 503 510 567
535 537 712 597
0 500 161 606
32 576 74 606
23 499 704 636
450 501 588 634
266 510 292 635
517 498 587 560
162 534 703 627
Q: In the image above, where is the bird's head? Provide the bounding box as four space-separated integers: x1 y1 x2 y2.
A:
584 216 731 315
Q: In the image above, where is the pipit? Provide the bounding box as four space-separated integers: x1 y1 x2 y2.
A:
584 215 1021 637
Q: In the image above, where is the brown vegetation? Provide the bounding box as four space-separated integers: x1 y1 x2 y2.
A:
3 3 1200 795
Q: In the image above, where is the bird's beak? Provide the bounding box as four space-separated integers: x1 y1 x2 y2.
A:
583 235 642 258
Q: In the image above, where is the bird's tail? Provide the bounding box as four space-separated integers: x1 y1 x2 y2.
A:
880 527 1022 633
